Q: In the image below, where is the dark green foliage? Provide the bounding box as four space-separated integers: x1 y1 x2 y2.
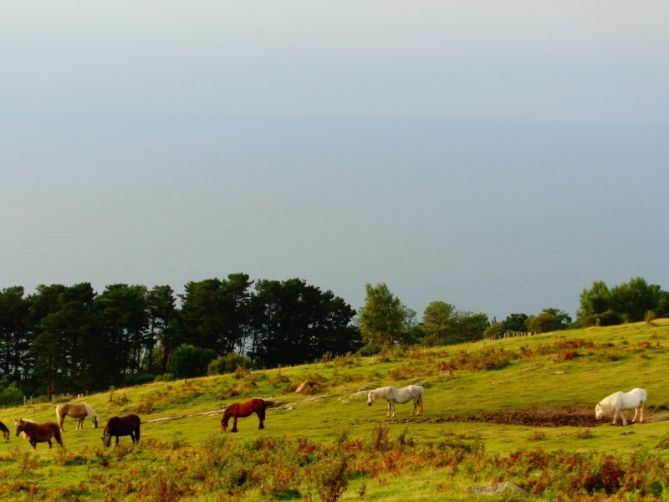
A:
527 308 571 333
578 277 669 326
250 278 359 367
359 283 415 351
419 301 489 346
207 352 255 375
177 274 254 354
169 344 217 378
0 380 23 406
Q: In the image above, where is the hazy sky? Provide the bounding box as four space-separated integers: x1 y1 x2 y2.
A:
2 1 668 319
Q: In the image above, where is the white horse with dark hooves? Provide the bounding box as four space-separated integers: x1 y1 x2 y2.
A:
367 385 424 418
595 388 647 425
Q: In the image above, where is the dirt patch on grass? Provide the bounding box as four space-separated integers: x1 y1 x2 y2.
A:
459 407 600 427
390 407 601 427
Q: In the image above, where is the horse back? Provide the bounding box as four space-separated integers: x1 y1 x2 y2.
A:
105 414 140 435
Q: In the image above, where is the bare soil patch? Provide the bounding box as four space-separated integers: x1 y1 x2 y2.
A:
458 406 600 427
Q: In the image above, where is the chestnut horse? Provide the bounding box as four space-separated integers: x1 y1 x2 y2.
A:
15 419 64 450
102 414 141 447
221 398 273 432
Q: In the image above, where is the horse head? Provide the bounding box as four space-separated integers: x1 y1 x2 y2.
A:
594 403 604 420
92 415 99 429
367 391 374 406
221 413 229 432
14 418 24 436
101 429 112 447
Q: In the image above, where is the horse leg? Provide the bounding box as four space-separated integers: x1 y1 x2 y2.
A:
115 436 119 446
619 407 628 426
30 440 37 450
257 409 265 430
632 407 639 423
232 416 239 432
640 403 646 423
48 439 52 448
386 401 391 417
390 402 396 418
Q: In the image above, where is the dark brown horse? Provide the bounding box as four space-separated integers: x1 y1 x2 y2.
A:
15 419 64 450
102 414 141 446
221 398 273 432
0 420 9 440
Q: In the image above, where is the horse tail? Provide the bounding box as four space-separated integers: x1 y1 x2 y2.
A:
54 426 64 447
55 404 63 431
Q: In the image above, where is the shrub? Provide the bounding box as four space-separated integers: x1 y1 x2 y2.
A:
154 373 175 382
207 353 255 376
123 374 155 386
169 344 217 379
310 452 351 502
0 382 23 406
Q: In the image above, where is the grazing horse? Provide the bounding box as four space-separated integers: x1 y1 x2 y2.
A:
221 398 273 432
15 419 64 450
367 385 424 418
0 420 9 440
102 414 141 447
595 388 647 425
56 402 99 431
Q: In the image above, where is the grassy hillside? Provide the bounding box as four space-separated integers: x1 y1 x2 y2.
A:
2 320 669 500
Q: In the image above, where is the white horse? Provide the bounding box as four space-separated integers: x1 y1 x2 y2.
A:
367 385 424 418
595 388 647 425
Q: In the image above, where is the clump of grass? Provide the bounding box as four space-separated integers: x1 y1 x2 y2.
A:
108 388 130 406
574 429 594 439
556 349 580 362
371 422 389 452
220 380 256 399
17 451 38 473
437 347 514 373
290 374 328 394
269 369 291 388
528 430 547 441
309 451 351 502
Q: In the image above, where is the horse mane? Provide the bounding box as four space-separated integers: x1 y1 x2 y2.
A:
82 402 99 418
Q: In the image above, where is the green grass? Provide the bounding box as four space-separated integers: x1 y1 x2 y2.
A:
2 320 669 500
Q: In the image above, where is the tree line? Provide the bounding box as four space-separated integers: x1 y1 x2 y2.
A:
0 274 667 401
0 274 359 398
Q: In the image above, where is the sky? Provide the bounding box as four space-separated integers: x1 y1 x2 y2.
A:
1 1 668 320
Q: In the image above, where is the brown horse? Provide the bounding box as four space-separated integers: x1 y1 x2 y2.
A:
0 420 9 440
56 402 99 431
15 419 64 450
102 414 141 447
221 398 273 432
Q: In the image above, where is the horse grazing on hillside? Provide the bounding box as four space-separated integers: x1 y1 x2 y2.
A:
15 419 64 450
102 414 141 447
56 402 99 431
367 385 424 418
221 398 274 432
0 420 9 440
595 388 647 425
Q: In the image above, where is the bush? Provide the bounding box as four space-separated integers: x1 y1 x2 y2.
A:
207 353 255 376
123 374 155 386
169 344 217 379
0 382 23 406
